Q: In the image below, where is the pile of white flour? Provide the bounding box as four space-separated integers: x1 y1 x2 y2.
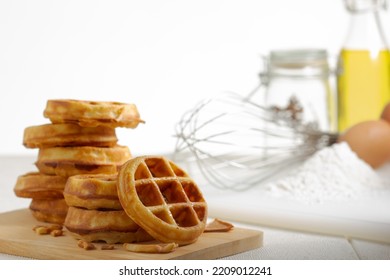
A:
266 142 387 203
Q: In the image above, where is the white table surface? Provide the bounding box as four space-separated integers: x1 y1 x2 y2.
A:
0 155 389 260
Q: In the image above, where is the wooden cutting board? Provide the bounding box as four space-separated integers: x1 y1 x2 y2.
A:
0 209 263 260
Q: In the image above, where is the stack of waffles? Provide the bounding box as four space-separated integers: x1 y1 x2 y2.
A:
14 100 143 225
14 99 209 248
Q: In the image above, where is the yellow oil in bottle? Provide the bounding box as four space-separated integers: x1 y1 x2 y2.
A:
337 49 390 132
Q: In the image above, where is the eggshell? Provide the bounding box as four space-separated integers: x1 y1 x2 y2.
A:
337 119 390 169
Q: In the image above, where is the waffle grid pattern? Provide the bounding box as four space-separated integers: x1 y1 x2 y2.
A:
134 158 206 228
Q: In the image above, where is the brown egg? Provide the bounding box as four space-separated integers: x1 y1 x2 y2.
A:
381 103 390 123
337 119 390 169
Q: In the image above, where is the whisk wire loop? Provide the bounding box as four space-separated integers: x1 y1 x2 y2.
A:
174 92 337 190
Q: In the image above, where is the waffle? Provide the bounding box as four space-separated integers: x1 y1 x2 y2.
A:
117 156 208 245
43 99 144 128
64 207 153 244
14 172 66 199
35 145 131 177
29 198 69 224
204 218 234 232
64 174 121 210
23 123 117 148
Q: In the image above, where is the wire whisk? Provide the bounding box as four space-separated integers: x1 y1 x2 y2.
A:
173 92 338 191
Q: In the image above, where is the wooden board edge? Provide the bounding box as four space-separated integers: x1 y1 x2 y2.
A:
0 209 264 260
172 230 263 260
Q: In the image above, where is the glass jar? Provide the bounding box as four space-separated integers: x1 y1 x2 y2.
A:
252 49 335 132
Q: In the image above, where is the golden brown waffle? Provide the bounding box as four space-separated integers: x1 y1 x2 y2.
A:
43 99 144 128
64 207 153 244
23 123 118 148
29 198 69 224
117 156 208 245
14 172 66 199
35 145 131 177
204 218 234 232
64 174 121 210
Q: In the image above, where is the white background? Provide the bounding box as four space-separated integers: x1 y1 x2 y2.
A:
1 0 389 156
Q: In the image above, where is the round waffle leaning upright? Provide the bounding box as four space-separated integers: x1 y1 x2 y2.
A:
117 156 208 245
43 99 144 128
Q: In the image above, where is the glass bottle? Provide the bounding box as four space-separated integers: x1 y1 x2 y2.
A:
337 0 390 132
